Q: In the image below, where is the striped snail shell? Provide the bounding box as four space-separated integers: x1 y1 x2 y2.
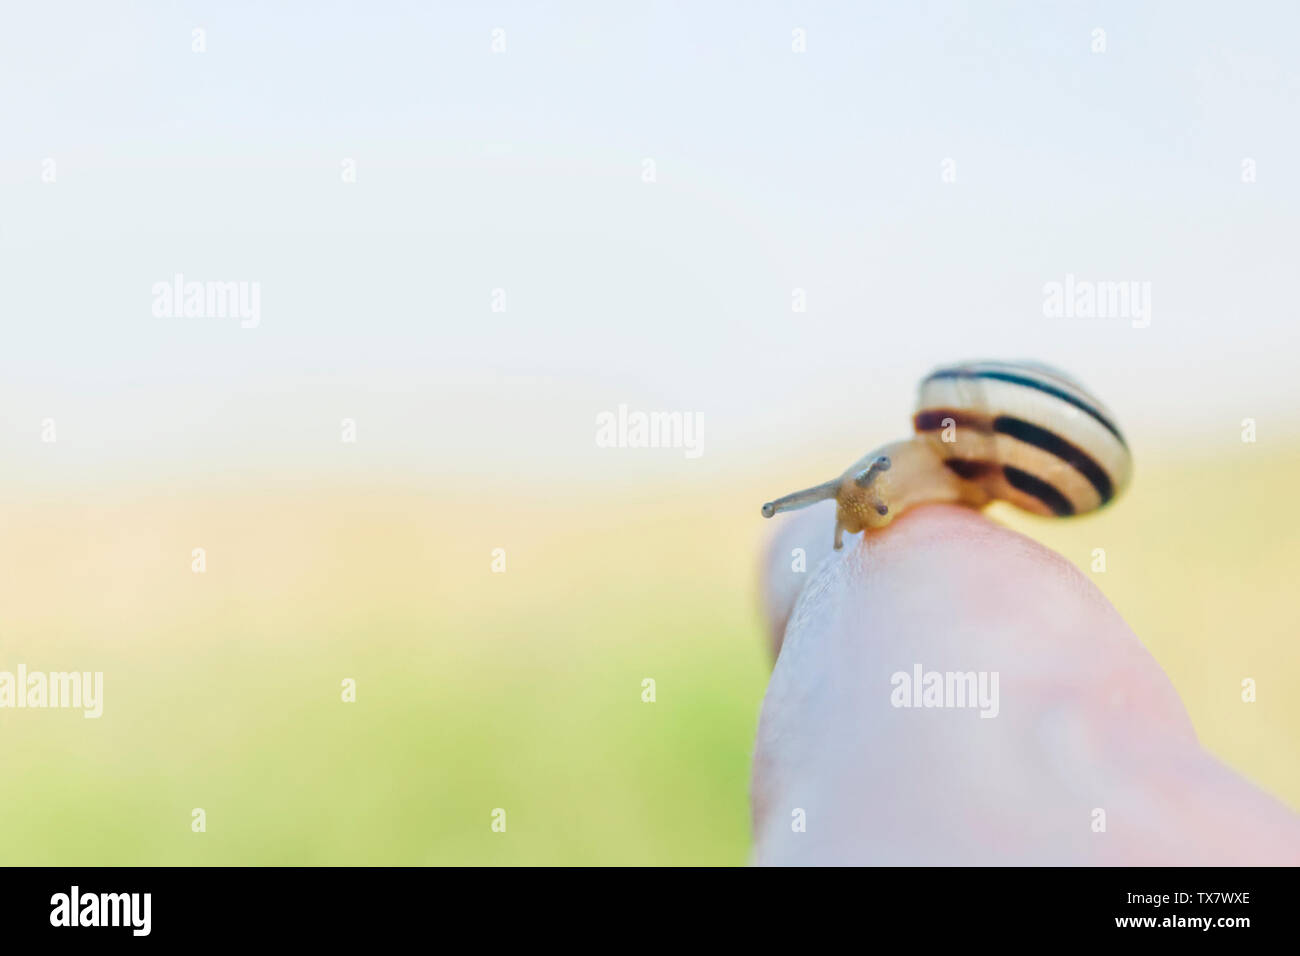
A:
761 359 1131 550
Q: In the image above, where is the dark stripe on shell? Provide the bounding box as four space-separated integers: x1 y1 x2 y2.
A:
942 459 996 481
1002 465 1075 516
913 409 986 432
918 408 1117 505
992 416 1114 504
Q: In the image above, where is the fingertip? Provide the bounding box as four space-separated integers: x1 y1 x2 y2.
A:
759 500 836 656
759 503 1114 659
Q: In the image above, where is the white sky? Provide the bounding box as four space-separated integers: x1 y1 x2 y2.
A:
3 1 1298 482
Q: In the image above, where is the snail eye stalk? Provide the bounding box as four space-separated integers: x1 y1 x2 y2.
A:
760 479 839 518
853 455 891 488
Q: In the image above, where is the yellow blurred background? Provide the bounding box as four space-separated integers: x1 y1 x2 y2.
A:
2 441 1297 865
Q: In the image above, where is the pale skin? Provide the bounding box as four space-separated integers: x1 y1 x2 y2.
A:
754 502 1300 865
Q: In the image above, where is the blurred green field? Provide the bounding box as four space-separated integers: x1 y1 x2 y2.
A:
1 443 1297 864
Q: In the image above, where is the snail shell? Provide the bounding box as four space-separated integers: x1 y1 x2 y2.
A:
913 359 1131 517
761 359 1131 549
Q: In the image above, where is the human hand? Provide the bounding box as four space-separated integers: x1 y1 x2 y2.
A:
753 503 1300 865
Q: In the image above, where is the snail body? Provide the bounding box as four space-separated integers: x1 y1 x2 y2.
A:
761 360 1131 550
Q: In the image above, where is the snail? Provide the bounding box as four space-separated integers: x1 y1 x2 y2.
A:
760 360 1131 550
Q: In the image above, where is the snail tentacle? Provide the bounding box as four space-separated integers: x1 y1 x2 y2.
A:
853 455 891 488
